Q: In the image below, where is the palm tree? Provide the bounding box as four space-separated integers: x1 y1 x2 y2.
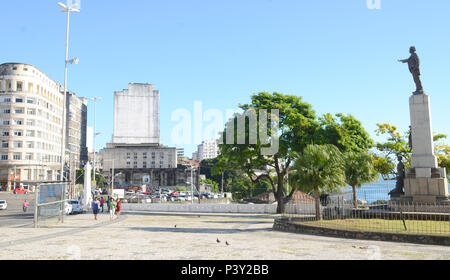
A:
293 144 346 220
343 151 379 208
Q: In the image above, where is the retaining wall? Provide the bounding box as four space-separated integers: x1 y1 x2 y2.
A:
273 218 450 246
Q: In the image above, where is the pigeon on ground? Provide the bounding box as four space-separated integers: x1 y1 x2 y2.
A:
174 225 177 228
216 238 220 243
226 241 230 246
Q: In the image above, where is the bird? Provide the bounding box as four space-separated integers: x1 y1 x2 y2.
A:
216 238 221 243
226 241 230 246
174 225 177 228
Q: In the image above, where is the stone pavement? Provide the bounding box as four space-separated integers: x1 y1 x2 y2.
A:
0 210 449 260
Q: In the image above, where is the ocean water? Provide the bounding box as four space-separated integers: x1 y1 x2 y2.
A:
347 178 449 203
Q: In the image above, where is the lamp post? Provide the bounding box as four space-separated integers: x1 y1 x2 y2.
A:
58 1 80 182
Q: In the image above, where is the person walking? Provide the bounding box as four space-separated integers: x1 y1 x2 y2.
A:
100 197 105 213
107 196 111 213
108 198 116 220
22 200 29 212
116 199 122 219
92 197 100 220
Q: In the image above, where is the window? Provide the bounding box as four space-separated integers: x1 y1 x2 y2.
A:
2 109 11 114
25 153 33 160
1 155 8 161
2 131 9 137
16 82 23 91
13 153 21 160
15 108 25 114
2 120 10 125
27 109 36 115
26 130 35 137
26 120 35 126
0 98 11 103
13 141 23 148
26 141 34 148
15 98 24 103
13 119 24 125
13 131 23 137
2 141 8 148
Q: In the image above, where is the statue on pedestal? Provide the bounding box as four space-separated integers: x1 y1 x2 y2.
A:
398 46 424 95
389 155 406 197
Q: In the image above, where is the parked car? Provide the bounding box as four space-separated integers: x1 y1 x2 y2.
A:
125 191 135 196
0 200 7 210
68 200 83 214
13 188 30 194
174 196 185 202
64 202 72 215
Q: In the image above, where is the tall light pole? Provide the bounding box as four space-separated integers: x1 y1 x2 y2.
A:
88 97 102 187
58 1 80 182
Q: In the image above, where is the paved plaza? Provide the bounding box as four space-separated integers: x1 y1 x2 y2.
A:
0 211 449 260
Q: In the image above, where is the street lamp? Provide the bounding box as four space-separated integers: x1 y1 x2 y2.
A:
58 1 80 182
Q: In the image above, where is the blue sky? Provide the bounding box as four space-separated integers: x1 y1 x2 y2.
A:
1 0 449 157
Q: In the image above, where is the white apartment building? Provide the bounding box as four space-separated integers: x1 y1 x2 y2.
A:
0 63 87 191
195 139 219 162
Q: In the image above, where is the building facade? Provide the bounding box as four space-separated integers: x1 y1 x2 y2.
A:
195 139 219 162
101 83 183 188
113 83 160 145
0 63 87 191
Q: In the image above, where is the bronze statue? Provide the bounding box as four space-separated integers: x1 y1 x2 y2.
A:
389 155 405 197
398 46 424 95
408 126 413 150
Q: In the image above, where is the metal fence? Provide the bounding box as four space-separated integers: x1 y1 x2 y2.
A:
283 189 450 237
34 183 70 228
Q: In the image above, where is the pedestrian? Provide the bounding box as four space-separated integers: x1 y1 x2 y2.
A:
92 197 100 220
116 199 122 219
107 196 111 213
100 197 105 213
23 200 29 212
108 198 116 220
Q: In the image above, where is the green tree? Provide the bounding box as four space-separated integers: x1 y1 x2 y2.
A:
219 92 318 213
343 151 379 208
315 113 374 153
292 144 347 220
75 168 107 188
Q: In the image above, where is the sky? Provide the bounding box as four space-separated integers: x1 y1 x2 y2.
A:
1 0 449 157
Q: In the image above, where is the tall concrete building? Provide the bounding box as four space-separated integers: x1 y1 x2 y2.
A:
0 63 87 191
113 83 160 145
102 83 179 187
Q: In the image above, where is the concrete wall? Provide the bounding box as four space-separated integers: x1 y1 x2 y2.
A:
123 203 278 214
122 203 314 214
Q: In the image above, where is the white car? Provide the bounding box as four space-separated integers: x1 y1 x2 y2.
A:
64 202 72 215
0 200 7 210
68 200 83 214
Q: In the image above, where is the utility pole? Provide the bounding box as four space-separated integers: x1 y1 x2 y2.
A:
58 1 80 182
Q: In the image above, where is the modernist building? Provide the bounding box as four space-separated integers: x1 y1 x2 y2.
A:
0 63 87 191
102 83 183 187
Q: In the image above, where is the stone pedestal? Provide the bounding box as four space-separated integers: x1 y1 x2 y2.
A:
402 93 449 204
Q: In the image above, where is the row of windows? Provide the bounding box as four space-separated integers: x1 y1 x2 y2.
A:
1 153 61 162
0 129 61 146
0 80 62 106
1 140 59 151
125 161 172 169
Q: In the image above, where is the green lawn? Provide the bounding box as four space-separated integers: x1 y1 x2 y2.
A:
298 219 450 236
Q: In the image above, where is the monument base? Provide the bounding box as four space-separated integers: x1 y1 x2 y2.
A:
402 167 449 204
